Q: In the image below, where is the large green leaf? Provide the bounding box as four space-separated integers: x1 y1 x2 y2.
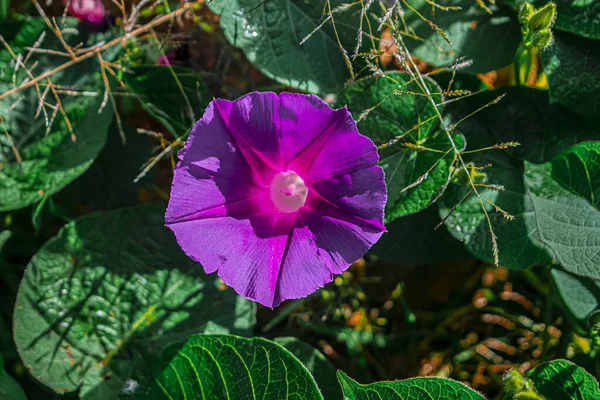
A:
0 354 26 400
336 72 455 222
0 18 115 211
525 142 600 279
208 0 360 94
275 337 341 400
446 87 599 164
13 205 256 396
405 0 521 74
541 31 600 118
440 150 552 270
526 359 600 400
131 334 323 399
338 371 485 399
124 66 211 136
551 268 600 325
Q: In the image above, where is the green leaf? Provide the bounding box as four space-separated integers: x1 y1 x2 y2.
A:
405 1 521 74
133 334 323 399
370 195 468 265
124 66 211 136
275 337 341 400
337 370 485 399
0 354 26 400
541 31 600 118
440 150 552 270
0 94 112 212
551 268 600 325
526 359 600 399
13 205 256 395
0 19 115 211
446 87 599 164
525 142 600 279
0 0 9 22
208 0 359 94
336 72 453 222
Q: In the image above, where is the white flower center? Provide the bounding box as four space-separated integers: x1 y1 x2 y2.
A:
270 170 308 213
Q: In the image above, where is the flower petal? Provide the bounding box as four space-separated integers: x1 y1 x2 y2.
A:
312 165 386 229
165 102 263 225
278 93 343 167
288 108 380 182
214 92 281 182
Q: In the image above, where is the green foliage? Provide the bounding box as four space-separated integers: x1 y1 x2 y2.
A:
13 205 256 396
0 18 113 211
124 66 211 136
551 268 600 327
275 337 341 400
525 359 600 399
541 31 600 117
0 355 26 400
405 0 521 73
3 2 600 400
370 205 468 265
133 334 323 399
440 149 553 270
336 71 459 222
338 371 486 399
208 0 361 94
525 142 600 279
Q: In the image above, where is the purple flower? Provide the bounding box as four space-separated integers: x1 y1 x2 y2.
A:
66 0 105 24
165 92 387 308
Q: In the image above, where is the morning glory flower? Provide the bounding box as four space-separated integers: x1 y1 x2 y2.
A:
66 0 105 24
166 92 387 308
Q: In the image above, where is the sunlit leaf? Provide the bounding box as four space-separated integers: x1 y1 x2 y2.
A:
129 334 323 399
13 205 256 396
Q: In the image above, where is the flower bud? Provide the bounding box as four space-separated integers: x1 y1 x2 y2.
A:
528 2 557 32
519 2 534 24
66 0 106 24
532 29 553 49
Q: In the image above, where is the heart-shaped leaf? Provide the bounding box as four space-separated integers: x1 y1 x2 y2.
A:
13 205 256 397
